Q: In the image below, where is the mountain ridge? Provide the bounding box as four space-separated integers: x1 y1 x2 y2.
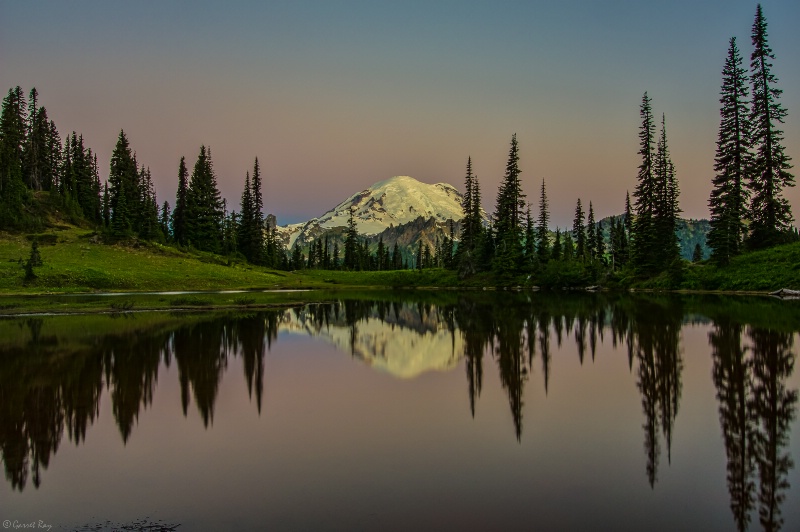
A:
276 175 489 249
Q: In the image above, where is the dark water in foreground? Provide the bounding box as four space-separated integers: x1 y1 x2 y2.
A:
1 292 798 531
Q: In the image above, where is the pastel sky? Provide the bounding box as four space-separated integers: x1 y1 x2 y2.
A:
1 0 798 228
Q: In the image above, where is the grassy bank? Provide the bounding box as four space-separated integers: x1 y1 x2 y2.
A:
681 241 800 291
0 227 468 294
2 225 799 301
0 227 288 293
625 241 800 291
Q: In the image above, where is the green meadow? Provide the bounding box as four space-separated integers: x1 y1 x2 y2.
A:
1 223 799 316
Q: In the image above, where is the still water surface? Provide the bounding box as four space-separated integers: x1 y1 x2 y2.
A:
1 292 798 531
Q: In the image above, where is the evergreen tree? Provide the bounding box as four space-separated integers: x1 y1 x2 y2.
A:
250 158 264 264
692 243 703 262
22 88 53 191
22 87 40 190
23 240 42 283
291 244 303 270
586 201 596 259
251 157 263 224
653 115 681 266
262 221 277 268
618 214 631 269
28 239 43 267
632 93 658 274
343 207 359 270
160 201 171 240
551 228 562 262
332 240 340 269
747 4 794 248
595 220 605 263
479 225 495 271
221 201 238 256
90 153 102 223
102 182 110 227
0 86 28 227
185 146 224 252
110 180 131 237
562 232 575 261
60 134 73 201
376 236 386 270
536 178 550 263
46 119 62 192
172 156 189 246
237 171 255 261
618 192 632 267
307 240 316 269
493 134 525 276
461 157 474 239
442 221 454 268
59 132 101 223
708 37 752 265
573 198 586 260
108 131 139 235
524 205 535 268
394 241 402 269
457 156 484 275
624 190 633 236
137 166 161 240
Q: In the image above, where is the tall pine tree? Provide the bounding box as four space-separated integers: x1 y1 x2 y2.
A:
493 134 525 277
586 201 596 260
23 88 54 191
747 4 794 248
172 156 189 246
343 207 359 270
237 171 255 261
536 178 550 264
573 198 586 261
0 87 28 227
457 156 484 275
185 145 224 252
160 201 171 240
250 157 264 264
108 130 139 235
653 115 680 266
632 93 658 274
524 205 535 268
708 37 752 265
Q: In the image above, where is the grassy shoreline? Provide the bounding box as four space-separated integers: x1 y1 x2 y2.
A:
2 227 799 310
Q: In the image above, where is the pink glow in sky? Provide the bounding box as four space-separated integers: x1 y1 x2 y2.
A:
1 1 798 228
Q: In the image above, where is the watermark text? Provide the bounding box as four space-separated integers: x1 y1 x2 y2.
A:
2 520 52 531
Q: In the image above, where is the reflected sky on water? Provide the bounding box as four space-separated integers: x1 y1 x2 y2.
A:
1 292 798 531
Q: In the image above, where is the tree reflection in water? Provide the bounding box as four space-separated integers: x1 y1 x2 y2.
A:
711 318 755 531
0 311 281 490
0 292 796 532
750 328 797 531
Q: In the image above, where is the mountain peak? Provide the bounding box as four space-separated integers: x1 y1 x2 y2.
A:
279 175 480 248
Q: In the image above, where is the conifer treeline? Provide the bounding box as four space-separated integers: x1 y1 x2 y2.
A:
446 133 630 284
0 87 102 228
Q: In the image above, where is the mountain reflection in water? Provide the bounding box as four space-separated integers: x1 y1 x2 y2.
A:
0 292 797 530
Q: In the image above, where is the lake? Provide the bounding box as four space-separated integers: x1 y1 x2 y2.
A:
1 292 798 531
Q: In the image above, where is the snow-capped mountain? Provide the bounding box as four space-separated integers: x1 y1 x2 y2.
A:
277 175 487 249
